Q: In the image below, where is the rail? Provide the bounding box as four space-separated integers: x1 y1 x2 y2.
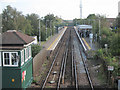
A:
72 30 78 90
42 29 68 89
57 32 70 89
72 46 78 89
42 39 62 89
58 27 78 89
57 47 68 89
80 51 94 90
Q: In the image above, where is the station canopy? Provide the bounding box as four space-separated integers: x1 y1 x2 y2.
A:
77 25 92 30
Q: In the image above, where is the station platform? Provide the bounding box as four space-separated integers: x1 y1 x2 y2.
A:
74 26 98 51
82 37 98 51
82 38 92 50
47 27 67 50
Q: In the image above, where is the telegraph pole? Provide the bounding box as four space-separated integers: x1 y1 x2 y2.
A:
99 19 101 36
80 0 82 19
46 20 49 40
46 20 47 41
50 20 52 36
39 19 41 45
99 18 101 48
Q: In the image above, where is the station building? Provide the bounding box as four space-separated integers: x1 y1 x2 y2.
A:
0 30 34 88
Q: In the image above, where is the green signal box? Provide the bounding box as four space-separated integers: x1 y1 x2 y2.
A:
0 30 35 88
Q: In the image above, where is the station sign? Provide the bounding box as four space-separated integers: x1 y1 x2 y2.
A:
89 33 93 39
108 66 114 71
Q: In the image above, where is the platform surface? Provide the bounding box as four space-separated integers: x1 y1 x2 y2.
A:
47 27 67 50
82 38 92 50
83 37 98 51
74 26 98 51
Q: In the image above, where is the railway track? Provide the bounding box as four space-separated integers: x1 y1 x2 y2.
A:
74 27 94 90
41 26 79 89
58 27 78 89
41 26 94 89
41 27 71 89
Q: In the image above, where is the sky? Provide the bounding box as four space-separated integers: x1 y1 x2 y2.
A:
0 0 120 20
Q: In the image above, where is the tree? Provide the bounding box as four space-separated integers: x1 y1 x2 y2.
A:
110 32 120 56
26 13 39 36
100 27 113 48
31 44 41 57
116 15 120 28
54 16 62 26
2 5 16 32
2 5 63 41
43 14 61 37
2 5 33 35
44 14 55 27
87 14 96 19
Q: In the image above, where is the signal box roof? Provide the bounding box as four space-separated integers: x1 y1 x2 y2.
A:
1 30 34 45
0 30 34 50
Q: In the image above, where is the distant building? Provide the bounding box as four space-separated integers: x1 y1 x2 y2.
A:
106 18 115 28
118 1 120 15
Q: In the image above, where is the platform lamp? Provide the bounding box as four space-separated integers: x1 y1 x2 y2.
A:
50 20 53 36
105 44 108 53
46 20 49 40
98 16 101 48
38 19 41 45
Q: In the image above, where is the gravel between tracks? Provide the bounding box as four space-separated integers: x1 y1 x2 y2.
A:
73 31 89 86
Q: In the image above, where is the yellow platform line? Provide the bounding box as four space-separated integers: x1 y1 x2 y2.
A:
47 34 61 50
47 28 66 50
82 38 91 50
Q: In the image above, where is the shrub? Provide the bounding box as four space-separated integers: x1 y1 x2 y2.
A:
31 44 41 57
110 33 120 56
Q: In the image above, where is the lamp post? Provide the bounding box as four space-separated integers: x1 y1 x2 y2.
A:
99 18 101 47
45 20 49 40
50 20 52 36
99 19 101 37
105 44 108 53
38 19 41 45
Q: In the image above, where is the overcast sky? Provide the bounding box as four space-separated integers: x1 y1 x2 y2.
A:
0 0 120 20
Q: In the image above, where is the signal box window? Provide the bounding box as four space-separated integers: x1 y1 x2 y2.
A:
3 52 18 66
